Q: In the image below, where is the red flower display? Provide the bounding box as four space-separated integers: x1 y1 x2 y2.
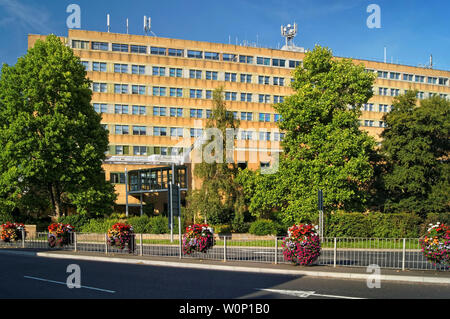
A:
47 223 74 248
182 224 215 255
107 222 135 253
282 224 321 266
1 222 26 242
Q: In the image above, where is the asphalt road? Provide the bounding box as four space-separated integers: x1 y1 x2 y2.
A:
0 252 449 301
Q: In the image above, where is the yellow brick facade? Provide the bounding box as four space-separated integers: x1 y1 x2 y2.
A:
28 30 450 213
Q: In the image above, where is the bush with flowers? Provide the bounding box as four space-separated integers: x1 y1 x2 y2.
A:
282 224 321 266
48 223 74 248
420 222 450 267
182 224 215 255
107 222 135 253
1 222 26 243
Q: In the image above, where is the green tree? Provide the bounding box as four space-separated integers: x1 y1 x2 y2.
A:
185 87 245 226
380 91 450 215
238 45 378 224
0 35 116 218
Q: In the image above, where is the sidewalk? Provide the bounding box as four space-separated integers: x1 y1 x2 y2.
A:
3 247 448 285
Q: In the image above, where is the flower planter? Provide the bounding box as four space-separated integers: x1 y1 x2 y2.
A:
48 223 74 248
1 222 26 243
420 222 450 267
182 224 215 255
282 224 321 266
107 223 135 253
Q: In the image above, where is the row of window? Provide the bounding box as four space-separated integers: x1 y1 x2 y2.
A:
92 82 286 103
377 87 449 100
374 69 449 86
94 103 282 122
109 125 286 140
362 103 392 113
72 39 302 69
82 60 289 86
360 120 387 128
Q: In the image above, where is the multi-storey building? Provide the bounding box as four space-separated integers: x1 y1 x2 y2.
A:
28 29 450 214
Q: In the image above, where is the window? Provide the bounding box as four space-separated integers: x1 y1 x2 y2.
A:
93 82 107 93
170 107 183 117
205 90 212 99
114 64 128 73
110 172 126 184
189 89 203 99
114 104 129 114
240 93 252 102
239 55 253 64
130 45 147 54
379 121 386 128
223 53 237 62
114 84 128 94
438 77 448 86
225 92 237 101
378 104 389 112
274 114 282 122
378 87 388 96
132 65 146 75
153 127 167 136
91 41 109 51
415 75 425 83
206 71 218 80
190 128 203 138
132 105 146 115
257 57 270 66
189 69 202 79
170 127 183 137
187 50 203 59
112 43 128 52
115 145 128 155
150 46 166 55
72 40 89 49
390 88 399 96
390 72 400 80
364 120 374 127
403 73 413 81
168 48 184 57
92 62 107 72
259 113 270 122
258 76 270 85
169 68 183 77
417 91 425 99
289 60 300 68
190 109 203 118
153 87 166 96
259 132 271 141
132 85 146 95
224 72 237 82
93 103 107 113
272 59 285 67
153 106 167 116
206 109 212 118
169 87 183 97
240 74 252 83
273 77 285 86
363 103 374 112
258 94 270 103
427 77 437 84
115 125 129 135
132 126 147 136
81 61 89 70
241 112 253 121
377 71 388 78
273 95 284 103
133 146 147 156
205 52 220 60
152 67 166 76
273 132 285 141
240 130 253 140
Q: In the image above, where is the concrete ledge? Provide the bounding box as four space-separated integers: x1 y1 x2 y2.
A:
34 251 450 285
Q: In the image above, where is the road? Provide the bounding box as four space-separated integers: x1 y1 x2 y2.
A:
0 251 449 301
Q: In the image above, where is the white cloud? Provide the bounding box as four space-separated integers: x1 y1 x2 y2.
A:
0 0 52 33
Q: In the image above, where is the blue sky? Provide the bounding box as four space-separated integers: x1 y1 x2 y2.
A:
0 0 449 70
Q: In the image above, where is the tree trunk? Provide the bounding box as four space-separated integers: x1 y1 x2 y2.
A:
49 184 62 218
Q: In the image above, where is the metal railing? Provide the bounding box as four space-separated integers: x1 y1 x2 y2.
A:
0 233 447 271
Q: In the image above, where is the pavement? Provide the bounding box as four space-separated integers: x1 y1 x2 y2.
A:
1 247 449 285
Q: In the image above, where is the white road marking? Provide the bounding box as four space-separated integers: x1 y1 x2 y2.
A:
257 288 366 299
23 276 116 294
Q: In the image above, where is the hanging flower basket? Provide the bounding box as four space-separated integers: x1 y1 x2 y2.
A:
420 222 450 267
1 222 26 243
48 223 74 248
107 223 135 253
182 224 215 255
282 224 321 266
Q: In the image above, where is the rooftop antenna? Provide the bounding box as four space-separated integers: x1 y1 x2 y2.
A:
384 46 387 63
144 16 157 36
429 54 433 68
107 14 110 32
126 18 129 34
144 15 148 35
281 22 298 48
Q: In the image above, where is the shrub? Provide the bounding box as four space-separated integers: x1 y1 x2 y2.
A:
249 219 278 236
212 224 233 235
58 214 90 231
128 215 151 233
148 215 169 234
80 218 119 233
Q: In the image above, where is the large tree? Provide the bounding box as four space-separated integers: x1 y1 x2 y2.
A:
185 87 246 227
238 45 378 224
0 34 116 218
380 91 450 216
